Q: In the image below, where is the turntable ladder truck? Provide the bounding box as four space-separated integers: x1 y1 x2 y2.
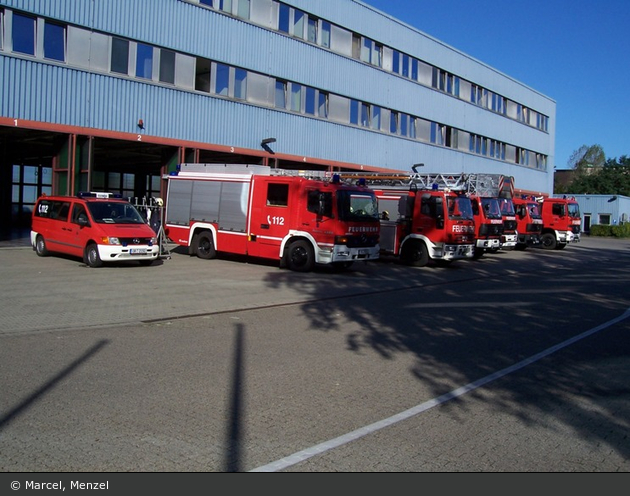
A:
339 172 476 267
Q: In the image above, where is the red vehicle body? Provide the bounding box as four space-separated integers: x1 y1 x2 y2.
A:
539 197 582 250
340 172 475 266
469 194 504 257
513 196 543 250
373 187 475 266
497 197 518 249
164 164 381 271
30 192 160 267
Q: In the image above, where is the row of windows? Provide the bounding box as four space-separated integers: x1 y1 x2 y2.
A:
188 0 549 133
0 6 547 171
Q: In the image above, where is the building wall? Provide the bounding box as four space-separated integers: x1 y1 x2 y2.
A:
1 0 556 199
560 194 630 232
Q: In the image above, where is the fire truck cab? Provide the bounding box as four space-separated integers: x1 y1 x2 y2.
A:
539 197 581 249
513 196 543 250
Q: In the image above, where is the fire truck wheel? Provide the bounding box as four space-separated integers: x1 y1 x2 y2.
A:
35 235 49 257
556 243 567 250
332 261 354 271
286 240 315 272
84 243 103 268
472 247 484 259
403 240 429 267
540 233 557 250
193 232 217 260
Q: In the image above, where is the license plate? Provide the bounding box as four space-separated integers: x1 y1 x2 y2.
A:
359 249 369 255
130 248 147 255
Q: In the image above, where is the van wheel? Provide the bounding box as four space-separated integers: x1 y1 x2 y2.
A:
541 233 557 250
84 243 103 268
193 232 216 260
286 240 315 272
35 235 49 257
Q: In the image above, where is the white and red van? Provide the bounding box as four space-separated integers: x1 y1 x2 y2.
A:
30 192 159 267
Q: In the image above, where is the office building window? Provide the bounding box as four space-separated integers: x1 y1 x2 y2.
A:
318 91 328 118
217 0 232 13
350 99 359 125
278 3 290 33
111 37 129 75
44 21 65 62
390 111 399 134
195 57 211 92
159 49 176 84
305 86 316 115
136 43 153 79
320 21 331 48
307 16 317 43
371 105 381 131
290 83 302 112
237 0 250 20
215 63 229 96
293 9 305 39
234 68 247 99
12 13 36 56
275 80 287 109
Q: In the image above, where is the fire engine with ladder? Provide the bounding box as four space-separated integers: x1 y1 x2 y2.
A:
337 171 476 266
163 163 381 272
465 174 516 256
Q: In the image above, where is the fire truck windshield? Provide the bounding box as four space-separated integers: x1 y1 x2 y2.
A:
567 202 581 217
337 190 380 222
527 203 542 219
498 198 515 216
481 198 502 219
448 197 473 220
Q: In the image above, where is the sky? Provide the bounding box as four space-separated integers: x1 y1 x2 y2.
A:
359 0 630 169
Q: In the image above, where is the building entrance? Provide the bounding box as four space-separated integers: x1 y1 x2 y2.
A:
11 164 53 228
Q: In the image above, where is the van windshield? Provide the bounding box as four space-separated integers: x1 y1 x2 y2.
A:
87 202 146 224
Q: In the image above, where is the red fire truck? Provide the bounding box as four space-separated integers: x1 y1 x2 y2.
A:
341 172 475 266
513 196 542 250
464 174 519 256
539 196 582 249
164 164 381 271
497 197 518 250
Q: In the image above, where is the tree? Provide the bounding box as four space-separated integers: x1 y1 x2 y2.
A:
567 144 606 173
568 156 630 196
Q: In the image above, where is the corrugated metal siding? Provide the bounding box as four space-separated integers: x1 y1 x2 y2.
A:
0 0 555 191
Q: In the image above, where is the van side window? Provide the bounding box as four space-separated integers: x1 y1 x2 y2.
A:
34 200 71 220
55 202 70 221
71 204 88 224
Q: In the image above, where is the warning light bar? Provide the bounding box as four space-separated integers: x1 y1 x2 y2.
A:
78 191 123 199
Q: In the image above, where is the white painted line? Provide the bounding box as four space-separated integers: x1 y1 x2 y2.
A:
249 307 630 472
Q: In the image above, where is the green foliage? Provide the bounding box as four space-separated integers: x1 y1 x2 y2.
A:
567 144 605 172
589 223 630 238
567 156 630 196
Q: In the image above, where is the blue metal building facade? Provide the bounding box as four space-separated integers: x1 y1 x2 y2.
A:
0 0 556 228
557 194 630 233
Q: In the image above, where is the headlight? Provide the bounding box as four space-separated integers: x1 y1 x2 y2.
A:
102 237 121 245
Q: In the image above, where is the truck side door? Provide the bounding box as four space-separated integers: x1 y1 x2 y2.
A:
248 178 296 258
